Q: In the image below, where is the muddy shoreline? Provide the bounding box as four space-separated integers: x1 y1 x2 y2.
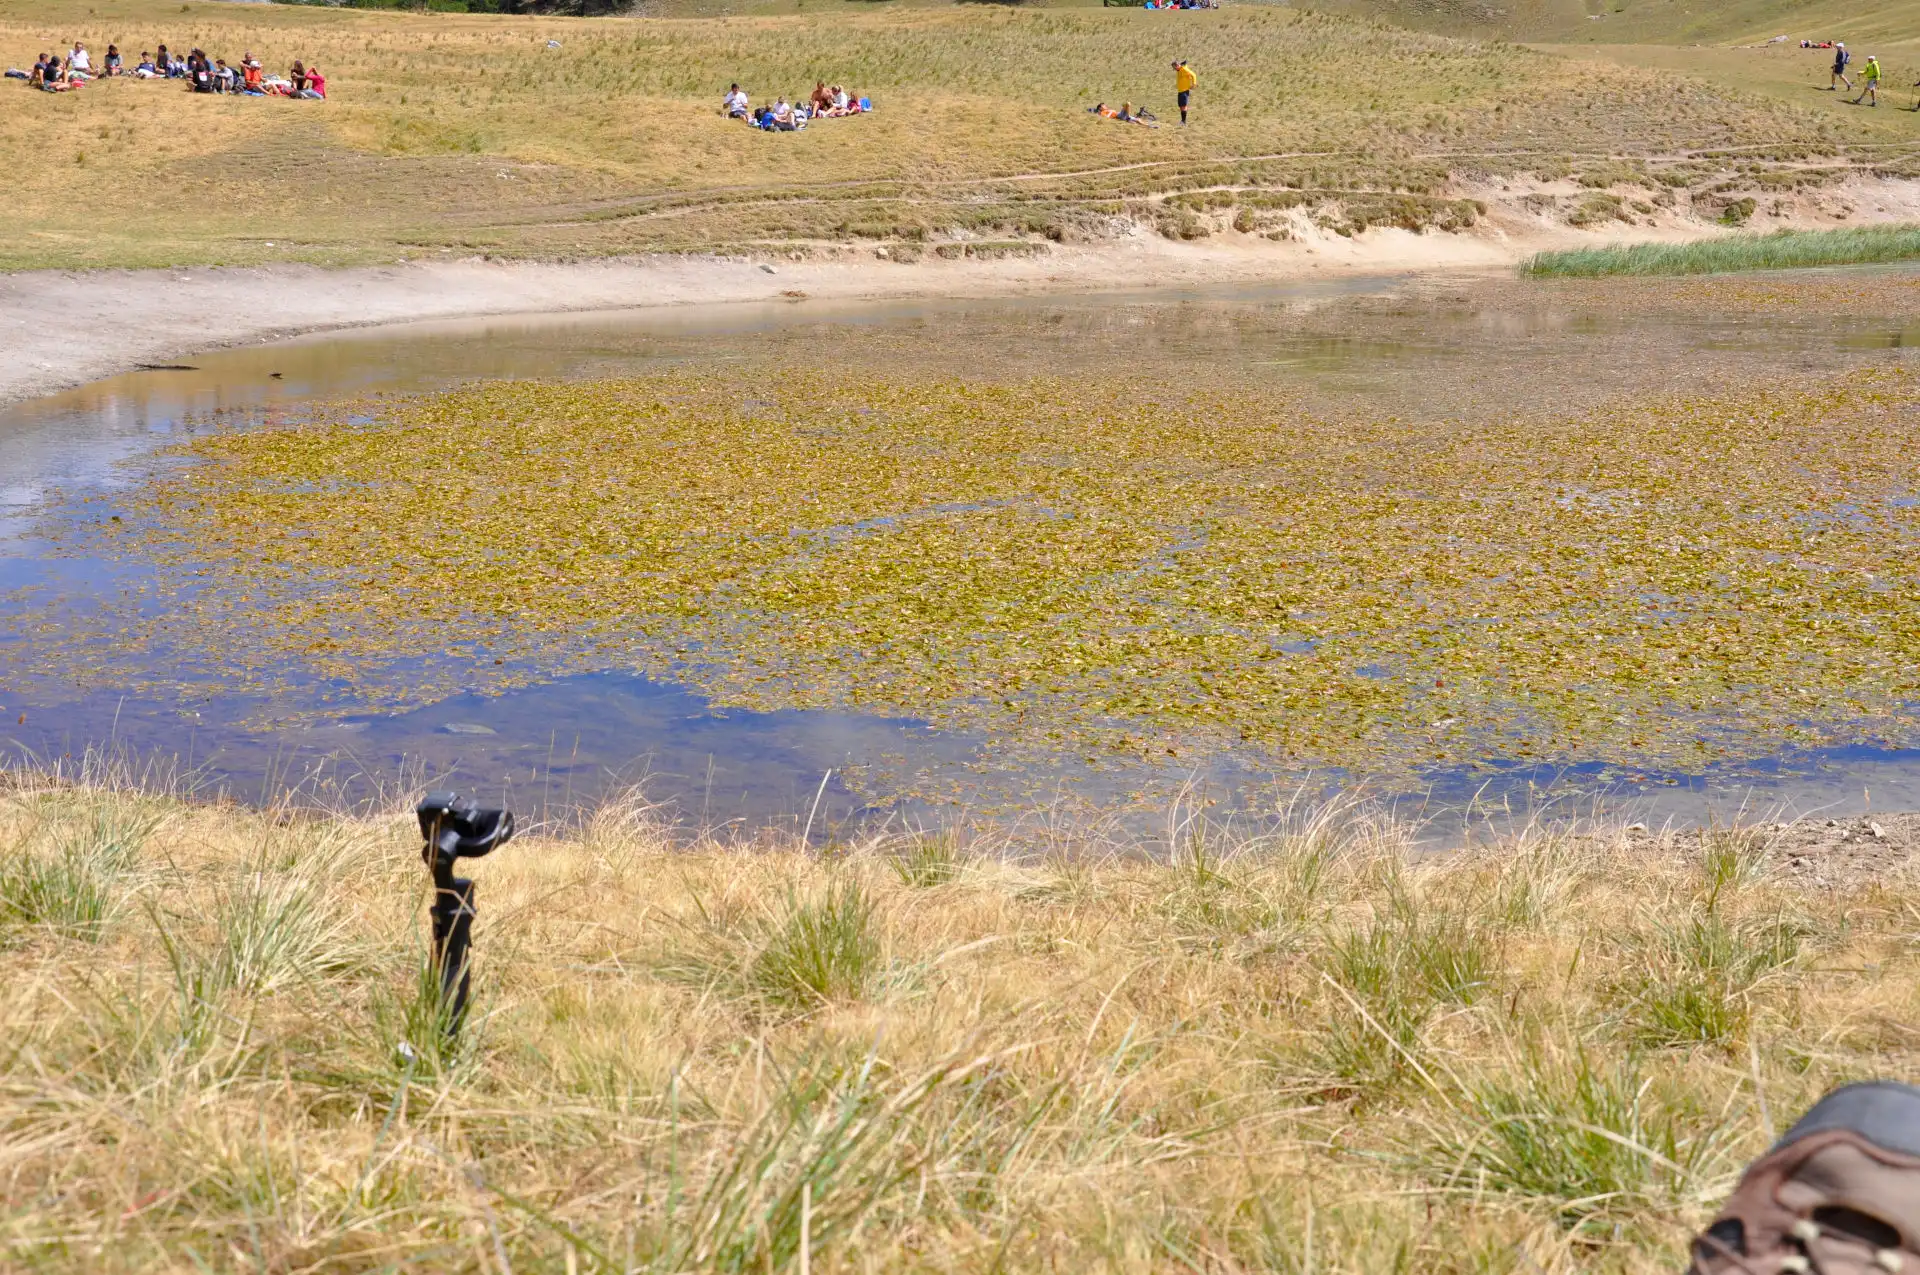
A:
1 234 1519 410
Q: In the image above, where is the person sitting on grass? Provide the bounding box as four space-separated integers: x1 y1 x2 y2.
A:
134 51 157 77
104 44 122 77
188 50 213 93
68 41 90 79
770 96 795 130
43 56 75 92
810 80 833 115
288 60 308 94
296 65 326 99
242 57 263 93
214 57 235 93
723 82 749 117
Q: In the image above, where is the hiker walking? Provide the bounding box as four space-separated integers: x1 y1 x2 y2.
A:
1852 53 1881 104
1172 58 1196 125
1831 42 1852 91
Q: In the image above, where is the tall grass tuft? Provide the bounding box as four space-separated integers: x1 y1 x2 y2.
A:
1524 224 1920 277
890 832 963 888
748 881 881 1010
0 797 161 941
1314 887 1499 1095
208 826 366 995
1413 1049 1736 1233
0 778 1902 1271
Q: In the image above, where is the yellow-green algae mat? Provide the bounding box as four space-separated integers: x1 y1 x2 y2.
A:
72 366 1920 783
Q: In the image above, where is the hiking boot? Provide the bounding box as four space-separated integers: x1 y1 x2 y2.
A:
1689 1082 1920 1274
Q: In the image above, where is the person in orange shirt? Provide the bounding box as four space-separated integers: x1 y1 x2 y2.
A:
242 56 263 92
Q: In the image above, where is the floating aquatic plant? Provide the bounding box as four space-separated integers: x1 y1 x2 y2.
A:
34 365 1920 789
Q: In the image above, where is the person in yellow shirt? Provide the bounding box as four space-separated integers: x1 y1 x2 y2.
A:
1851 54 1882 105
1172 59 1196 125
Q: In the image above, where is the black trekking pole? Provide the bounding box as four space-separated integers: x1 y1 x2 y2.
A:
415 792 514 1040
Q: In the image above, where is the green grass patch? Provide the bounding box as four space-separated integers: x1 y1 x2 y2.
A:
1524 224 1920 277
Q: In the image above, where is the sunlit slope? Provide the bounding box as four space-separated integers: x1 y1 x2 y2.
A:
1292 0 1920 47
0 0 1904 268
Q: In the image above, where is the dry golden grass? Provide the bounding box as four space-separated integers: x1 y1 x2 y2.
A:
2 765 1914 1271
0 0 1897 268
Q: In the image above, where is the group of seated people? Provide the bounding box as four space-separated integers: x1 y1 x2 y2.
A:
1089 101 1157 126
10 40 325 97
1142 0 1219 10
723 80 870 131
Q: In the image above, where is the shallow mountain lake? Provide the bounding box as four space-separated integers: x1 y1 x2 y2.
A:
6 268 1920 841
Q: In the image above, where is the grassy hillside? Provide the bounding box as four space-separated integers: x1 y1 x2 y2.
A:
3 774 1915 1271
1300 0 1920 48
2 0 1912 269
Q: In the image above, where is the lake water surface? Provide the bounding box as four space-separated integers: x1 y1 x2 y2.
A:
7 271 1920 840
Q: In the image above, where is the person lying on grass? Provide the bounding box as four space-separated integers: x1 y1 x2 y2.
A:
1088 101 1156 125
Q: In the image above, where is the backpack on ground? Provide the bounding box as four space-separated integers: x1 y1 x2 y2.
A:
1689 1082 1920 1275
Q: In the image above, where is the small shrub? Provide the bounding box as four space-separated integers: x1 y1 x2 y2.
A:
1568 193 1627 227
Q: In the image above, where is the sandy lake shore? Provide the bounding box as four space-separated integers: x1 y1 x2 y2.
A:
0 228 1528 410
13 169 1920 411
